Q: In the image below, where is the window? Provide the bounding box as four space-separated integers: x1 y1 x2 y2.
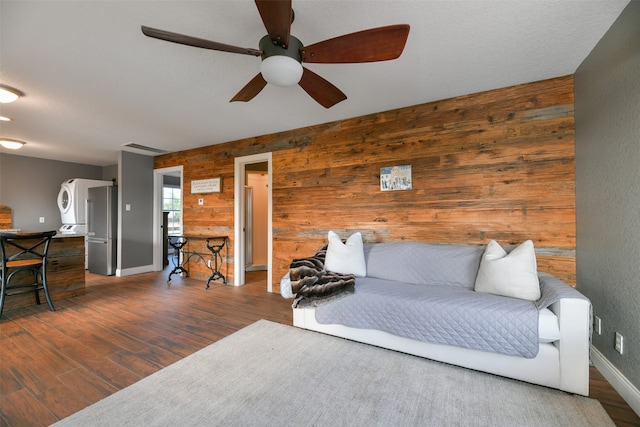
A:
163 186 182 234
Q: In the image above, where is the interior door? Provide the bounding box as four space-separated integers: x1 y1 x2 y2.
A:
245 186 253 268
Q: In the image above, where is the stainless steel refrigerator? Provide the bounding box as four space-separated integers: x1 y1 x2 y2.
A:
87 185 117 275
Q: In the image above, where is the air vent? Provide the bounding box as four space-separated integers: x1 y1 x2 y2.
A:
122 142 169 154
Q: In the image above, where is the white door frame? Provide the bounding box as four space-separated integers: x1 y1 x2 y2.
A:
234 152 272 291
153 165 183 271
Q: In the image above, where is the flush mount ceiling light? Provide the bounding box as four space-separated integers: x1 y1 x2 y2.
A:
0 116 12 122
0 85 22 103
0 139 26 149
257 34 304 87
260 55 303 87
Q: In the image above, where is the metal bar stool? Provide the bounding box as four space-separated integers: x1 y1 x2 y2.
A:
0 230 57 318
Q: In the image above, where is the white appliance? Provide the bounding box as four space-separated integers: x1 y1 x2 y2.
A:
58 178 113 235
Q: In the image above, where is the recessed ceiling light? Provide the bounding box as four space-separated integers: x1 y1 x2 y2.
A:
0 116 12 122
0 85 22 103
0 139 26 149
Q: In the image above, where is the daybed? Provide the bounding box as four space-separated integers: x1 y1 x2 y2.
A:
282 233 591 396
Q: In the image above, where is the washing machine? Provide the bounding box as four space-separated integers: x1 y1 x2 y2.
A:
58 178 113 234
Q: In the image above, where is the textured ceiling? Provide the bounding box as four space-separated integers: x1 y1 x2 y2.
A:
0 1 629 166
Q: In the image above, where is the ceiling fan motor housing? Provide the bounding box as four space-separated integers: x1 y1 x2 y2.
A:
259 35 304 86
259 34 303 62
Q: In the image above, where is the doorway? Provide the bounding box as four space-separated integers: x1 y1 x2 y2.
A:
234 153 272 291
153 166 183 271
245 163 269 272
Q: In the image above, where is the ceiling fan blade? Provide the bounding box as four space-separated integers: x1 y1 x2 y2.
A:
141 26 262 56
298 68 347 108
255 0 292 48
230 74 268 103
300 24 410 63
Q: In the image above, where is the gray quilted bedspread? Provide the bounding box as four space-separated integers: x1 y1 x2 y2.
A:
314 274 587 358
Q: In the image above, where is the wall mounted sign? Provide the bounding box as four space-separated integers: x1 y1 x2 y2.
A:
380 165 412 191
191 177 221 194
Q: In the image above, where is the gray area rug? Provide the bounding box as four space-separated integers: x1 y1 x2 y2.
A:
53 320 613 427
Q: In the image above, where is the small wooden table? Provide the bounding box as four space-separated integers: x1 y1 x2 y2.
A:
167 235 227 288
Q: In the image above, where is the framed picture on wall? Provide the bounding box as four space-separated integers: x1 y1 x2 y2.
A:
191 177 221 193
380 165 412 191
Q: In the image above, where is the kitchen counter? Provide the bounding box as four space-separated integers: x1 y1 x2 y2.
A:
1 233 86 312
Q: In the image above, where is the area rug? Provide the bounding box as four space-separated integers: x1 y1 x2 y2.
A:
53 320 613 427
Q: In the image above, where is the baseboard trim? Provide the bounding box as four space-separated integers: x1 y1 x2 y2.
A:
591 346 640 416
116 264 154 277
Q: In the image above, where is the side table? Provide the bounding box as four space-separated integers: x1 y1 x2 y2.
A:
167 235 228 288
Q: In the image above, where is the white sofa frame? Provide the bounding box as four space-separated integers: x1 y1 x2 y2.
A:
294 296 591 396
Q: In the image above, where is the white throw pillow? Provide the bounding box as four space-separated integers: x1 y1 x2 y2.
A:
474 240 540 301
279 272 293 299
324 231 366 277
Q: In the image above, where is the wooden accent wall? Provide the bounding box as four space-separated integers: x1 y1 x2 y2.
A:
0 206 11 229
155 75 576 288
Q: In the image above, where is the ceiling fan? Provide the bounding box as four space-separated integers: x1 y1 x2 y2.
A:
141 0 410 108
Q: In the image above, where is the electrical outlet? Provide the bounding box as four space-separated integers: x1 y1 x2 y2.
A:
594 316 602 335
615 332 624 354
39 217 45 223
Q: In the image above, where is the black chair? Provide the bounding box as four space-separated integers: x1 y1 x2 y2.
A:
0 230 57 318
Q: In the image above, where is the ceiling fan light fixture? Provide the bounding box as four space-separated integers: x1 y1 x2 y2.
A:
0 139 26 149
260 55 303 87
0 86 22 103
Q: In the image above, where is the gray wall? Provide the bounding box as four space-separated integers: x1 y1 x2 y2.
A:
103 164 118 183
0 152 154 275
575 1 640 390
118 151 154 270
0 153 103 231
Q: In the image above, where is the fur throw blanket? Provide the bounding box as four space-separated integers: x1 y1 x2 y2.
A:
281 246 355 307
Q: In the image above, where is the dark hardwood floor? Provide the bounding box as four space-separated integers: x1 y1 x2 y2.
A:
1 269 638 427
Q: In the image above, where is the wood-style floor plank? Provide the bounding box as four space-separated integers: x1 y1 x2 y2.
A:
55 366 117 403
0 269 638 426
589 367 640 427
0 389 58 427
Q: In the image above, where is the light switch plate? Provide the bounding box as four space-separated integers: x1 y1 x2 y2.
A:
615 332 624 354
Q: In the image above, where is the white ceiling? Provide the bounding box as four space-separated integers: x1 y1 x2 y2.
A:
0 1 629 167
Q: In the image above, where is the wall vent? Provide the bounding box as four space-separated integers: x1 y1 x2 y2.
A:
122 142 169 154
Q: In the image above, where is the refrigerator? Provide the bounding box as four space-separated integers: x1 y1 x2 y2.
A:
87 185 117 275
